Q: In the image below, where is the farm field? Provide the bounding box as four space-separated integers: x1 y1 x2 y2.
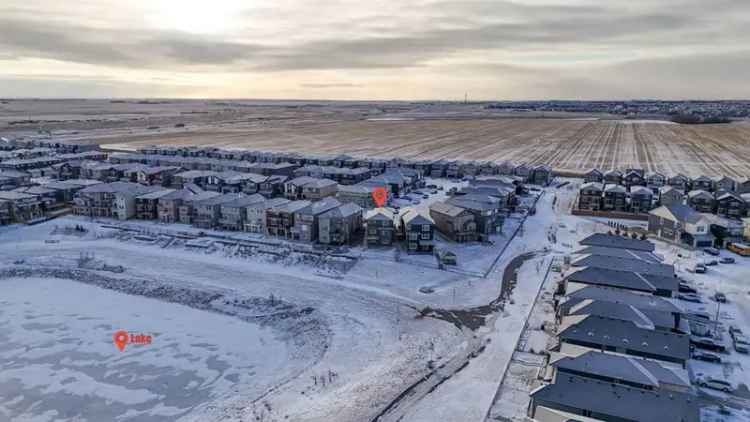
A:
3 99 750 178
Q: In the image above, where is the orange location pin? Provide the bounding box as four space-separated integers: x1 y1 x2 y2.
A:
371 187 388 208
113 330 129 352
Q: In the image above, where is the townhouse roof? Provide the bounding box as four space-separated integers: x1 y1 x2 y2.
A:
580 181 604 191
296 197 341 216
659 185 679 195
338 184 374 195
604 184 627 193
552 351 691 390
429 201 470 217
630 186 653 196
649 204 706 225
79 181 157 196
565 266 678 294
60 179 104 187
446 194 501 211
271 199 311 213
365 207 395 221
0 190 40 201
401 208 433 225
195 192 244 207
319 202 362 219
573 246 662 263
558 315 690 361
571 254 674 277
717 192 744 202
182 191 221 203
13 186 57 196
563 299 676 331
136 188 177 200
687 189 713 199
692 175 712 182
221 193 266 208
579 233 655 252
247 197 290 210
0 170 30 178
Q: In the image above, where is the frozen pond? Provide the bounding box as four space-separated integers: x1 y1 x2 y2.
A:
0 277 293 422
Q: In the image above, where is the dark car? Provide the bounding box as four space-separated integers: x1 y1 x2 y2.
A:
690 336 726 353
714 292 727 303
704 247 720 256
678 293 702 303
693 351 722 363
679 283 697 294
705 260 718 266
720 257 735 264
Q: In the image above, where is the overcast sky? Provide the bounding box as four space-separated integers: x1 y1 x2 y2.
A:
1 0 749 100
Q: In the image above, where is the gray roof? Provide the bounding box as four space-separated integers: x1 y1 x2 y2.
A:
272 199 312 213
579 233 655 252
560 286 685 314
559 315 690 361
573 246 662 263
79 181 159 196
572 254 674 277
320 202 362 219
651 203 704 224
566 266 678 294
195 192 242 207
687 189 712 199
135 188 176 200
296 197 341 216
630 185 653 196
563 300 676 331
429 201 469 217
222 194 266 208
532 375 700 422
401 208 433 225
553 351 690 389
446 195 500 211
580 181 603 191
604 184 627 193
365 207 395 221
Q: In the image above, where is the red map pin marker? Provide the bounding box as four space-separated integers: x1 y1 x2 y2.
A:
371 187 388 208
113 330 129 352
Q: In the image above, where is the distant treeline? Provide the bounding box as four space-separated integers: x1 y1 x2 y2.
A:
670 114 732 124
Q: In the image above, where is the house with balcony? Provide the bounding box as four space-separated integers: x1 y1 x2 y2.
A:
648 203 714 248
398 208 434 254
429 201 478 242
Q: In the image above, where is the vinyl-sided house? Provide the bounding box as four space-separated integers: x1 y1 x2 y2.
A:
648 203 714 248
658 185 684 207
602 184 627 211
318 202 363 245
292 197 342 242
646 172 666 191
193 193 243 229
716 192 747 219
364 208 396 247
628 185 654 213
712 175 736 193
563 266 678 297
176 191 220 225
686 189 715 213
691 175 713 192
446 194 503 240
623 170 645 188
244 197 290 234
219 194 266 231
398 208 434 253
667 174 690 192
429 201 478 242
583 168 603 183
135 188 175 220
577 182 603 211
603 169 622 185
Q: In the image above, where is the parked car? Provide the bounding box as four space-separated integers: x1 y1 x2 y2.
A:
426 184 437 189
733 334 749 354
695 264 707 273
705 259 718 266
730 326 744 339
714 292 727 303
678 293 702 303
422 194 429 199
704 247 720 256
679 283 697 294
690 336 726 352
720 257 735 264
696 376 734 393
693 351 722 363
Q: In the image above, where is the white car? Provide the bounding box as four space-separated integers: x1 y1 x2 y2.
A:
696 376 734 393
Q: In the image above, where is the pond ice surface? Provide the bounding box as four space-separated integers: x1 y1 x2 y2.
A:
0 277 293 422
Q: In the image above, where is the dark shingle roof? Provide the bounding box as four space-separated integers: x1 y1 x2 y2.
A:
571 254 674 277
579 233 655 252
562 285 683 315
531 375 699 422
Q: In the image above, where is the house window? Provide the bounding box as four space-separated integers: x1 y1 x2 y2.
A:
409 233 418 240
421 225 430 232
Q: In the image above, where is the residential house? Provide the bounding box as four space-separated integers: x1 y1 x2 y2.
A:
578 233 655 252
623 170 645 188
528 374 699 422
398 208 434 253
0 169 32 189
337 184 384 209
646 171 666 191
173 170 216 188
658 186 684 207
603 169 623 185
135 188 175 220
156 187 204 223
266 200 310 238
284 176 338 201
429 201 478 242
292 197 342 242
577 182 603 211
446 161 461 178
531 164 552 186
513 163 532 182
667 174 690 192
691 175 713 192
563 266 678 297
218 194 266 231
191 193 241 229
496 161 515 176
629 185 654 213
136 166 181 186
602 184 627 211
712 175 736 193
429 160 447 178
556 315 690 368
583 168 603 183
258 175 287 197
737 178 750 194
364 208 396 247
0 191 45 222
0 199 11 225
551 352 691 393
716 192 747 219
318 203 363 245
687 189 715 213
446 194 503 240
648 203 714 248
244 197 290 234
73 181 160 220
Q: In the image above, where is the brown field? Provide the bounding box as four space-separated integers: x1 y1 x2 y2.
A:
101 119 750 178
2 99 749 178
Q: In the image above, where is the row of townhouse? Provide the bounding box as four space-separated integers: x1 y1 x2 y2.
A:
584 167 750 194
647 202 747 248
127 146 555 185
0 147 56 162
579 181 750 218
363 207 435 253
108 153 298 176
293 165 373 185
5 138 100 153
528 233 699 422
0 178 103 224
0 151 107 171
428 177 519 242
